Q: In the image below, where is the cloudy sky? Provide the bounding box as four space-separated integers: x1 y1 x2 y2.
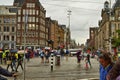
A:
0 0 115 44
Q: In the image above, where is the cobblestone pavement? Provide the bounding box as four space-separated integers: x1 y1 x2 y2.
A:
1 56 99 80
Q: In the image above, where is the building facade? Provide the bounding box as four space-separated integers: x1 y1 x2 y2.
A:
0 6 17 49
13 0 47 49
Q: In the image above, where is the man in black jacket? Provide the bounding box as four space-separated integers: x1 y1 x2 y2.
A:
0 66 17 80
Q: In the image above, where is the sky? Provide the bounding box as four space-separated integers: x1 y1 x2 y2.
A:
0 0 115 45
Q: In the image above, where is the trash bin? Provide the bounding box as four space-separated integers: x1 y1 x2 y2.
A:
55 55 61 66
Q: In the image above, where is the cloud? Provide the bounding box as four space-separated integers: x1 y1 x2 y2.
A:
0 0 116 45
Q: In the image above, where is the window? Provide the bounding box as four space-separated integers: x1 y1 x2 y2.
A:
18 9 21 15
7 26 9 32
29 9 32 15
12 18 16 23
3 35 9 40
36 25 38 30
36 18 38 22
3 36 5 40
118 24 120 29
17 38 20 43
12 36 14 41
17 24 20 30
33 10 35 15
27 3 35 8
0 18 2 23
23 9 25 15
36 10 39 15
22 16 25 22
18 17 21 22
4 18 10 23
7 36 9 40
4 26 7 32
12 27 14 32
32 17 35 22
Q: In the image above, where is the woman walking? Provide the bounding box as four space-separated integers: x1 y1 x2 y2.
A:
16 54 23 72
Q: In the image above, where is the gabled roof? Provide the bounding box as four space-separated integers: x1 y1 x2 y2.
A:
13 0 25 6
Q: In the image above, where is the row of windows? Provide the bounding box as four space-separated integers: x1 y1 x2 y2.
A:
40 40 46 45
0 36 15 41
27 3 35 8
17 32 39 37
17 24 39 30
0 26 15 32
17 38 38 44
18 16 39 22
0 18 16 23
40 25 46 32
40 32 45 39
18 9 39 15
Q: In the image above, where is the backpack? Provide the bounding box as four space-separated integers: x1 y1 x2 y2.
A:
40 52 44 57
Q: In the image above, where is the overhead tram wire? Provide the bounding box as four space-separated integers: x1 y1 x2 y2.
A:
41 3 100 12
48 0 104 4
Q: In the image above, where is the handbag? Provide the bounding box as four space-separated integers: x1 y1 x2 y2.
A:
6 60 12 65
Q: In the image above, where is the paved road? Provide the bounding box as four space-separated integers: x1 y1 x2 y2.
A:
2 56 99 80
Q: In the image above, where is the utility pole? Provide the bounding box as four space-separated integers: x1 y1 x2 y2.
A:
109 0 112 53
23 12 28 80
67 10 72 49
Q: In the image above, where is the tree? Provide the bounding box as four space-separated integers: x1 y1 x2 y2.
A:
112 30 120 47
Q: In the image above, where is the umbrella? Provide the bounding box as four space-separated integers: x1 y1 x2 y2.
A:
10 49 18 53
17 50 27 54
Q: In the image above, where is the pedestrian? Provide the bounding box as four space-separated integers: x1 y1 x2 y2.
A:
11 53 17 71
39 49 45 63
85 56 88 69
0 51 3 64
86 53 92 67
0 66 17 80
16 54 23 72
99 53 114 80
44 50 50 63
26 50 31 62
60 49 65 58
106 60 120 80
76 50 81 64
6 53 14 72
65 49 69 61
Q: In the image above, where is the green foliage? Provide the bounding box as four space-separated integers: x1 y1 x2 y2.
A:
112 30 120 47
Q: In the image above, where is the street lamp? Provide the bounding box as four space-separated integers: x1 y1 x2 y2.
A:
67 10 72 49
23 12 28 80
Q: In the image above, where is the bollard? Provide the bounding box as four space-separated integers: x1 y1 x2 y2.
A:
51 53 54 71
